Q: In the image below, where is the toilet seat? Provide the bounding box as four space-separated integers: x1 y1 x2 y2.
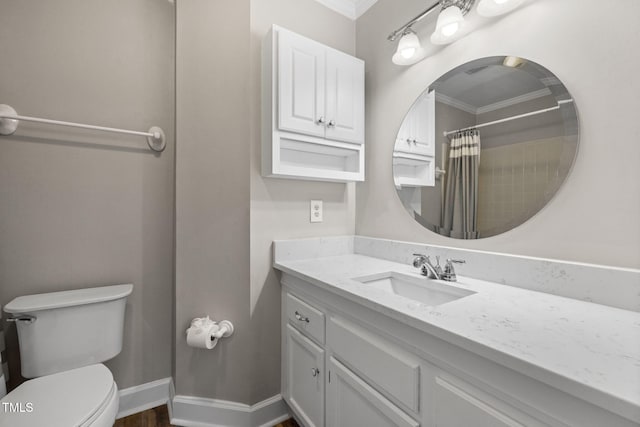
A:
0 364 117 427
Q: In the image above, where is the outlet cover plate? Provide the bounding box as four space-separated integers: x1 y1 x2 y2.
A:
310 200 323 223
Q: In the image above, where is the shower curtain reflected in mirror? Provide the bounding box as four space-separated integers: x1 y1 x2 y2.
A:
440 130 481 239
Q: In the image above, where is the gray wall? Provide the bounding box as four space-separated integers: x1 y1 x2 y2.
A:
175 0 355 405
175 0 253 403
249 0 356 403
0 0 175 389
356 0 640 268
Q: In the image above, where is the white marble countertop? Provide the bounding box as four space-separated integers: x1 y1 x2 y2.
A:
274 253 640 419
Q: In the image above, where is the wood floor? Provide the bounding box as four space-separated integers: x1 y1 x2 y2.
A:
113 405 173 427
113 405 299 427
274 419 300 427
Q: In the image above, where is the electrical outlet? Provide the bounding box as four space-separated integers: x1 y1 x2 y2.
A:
310 200 323 223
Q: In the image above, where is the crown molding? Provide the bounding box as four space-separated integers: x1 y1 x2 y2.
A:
476 88 552 114
435 93 477 115
436 88 554 116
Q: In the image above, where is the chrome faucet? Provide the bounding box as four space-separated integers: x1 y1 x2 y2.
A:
412 254 442 280
413 254 466 282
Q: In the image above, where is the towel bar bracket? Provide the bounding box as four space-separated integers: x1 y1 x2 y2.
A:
0 104 18 136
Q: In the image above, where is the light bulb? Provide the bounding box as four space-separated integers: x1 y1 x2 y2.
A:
441 22 460 37
431 6 465 45
400 47 417 59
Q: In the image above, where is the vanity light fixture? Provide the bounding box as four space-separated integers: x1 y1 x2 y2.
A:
388 0 528 65
477 0 526 17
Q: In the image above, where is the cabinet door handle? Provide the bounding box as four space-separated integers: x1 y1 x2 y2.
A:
327 119 336 128
316 116 326 125
294 311 310 323
311 367 320 377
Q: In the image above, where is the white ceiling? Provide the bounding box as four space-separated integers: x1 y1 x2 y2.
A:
311 0 379 20
435 65 547 110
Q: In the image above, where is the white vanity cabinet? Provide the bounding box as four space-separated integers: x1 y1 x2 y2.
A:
283 289 420 427
263 25 365 182
281 274 638 427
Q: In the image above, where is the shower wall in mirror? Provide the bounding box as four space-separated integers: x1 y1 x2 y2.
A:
393 56 579 239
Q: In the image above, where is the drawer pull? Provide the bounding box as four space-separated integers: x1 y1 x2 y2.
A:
311 367 320 377
295 311 310 323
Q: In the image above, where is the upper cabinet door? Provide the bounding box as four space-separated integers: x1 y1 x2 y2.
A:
412 90 435 156
278 29 326 138
325 49 365 144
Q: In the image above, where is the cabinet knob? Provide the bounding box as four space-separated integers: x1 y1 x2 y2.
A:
311 367 320 377
316 116 326 125
294 311 310 323
327 119 336 128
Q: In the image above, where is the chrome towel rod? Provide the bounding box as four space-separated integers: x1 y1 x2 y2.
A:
0 104 166 152
443 99 574 137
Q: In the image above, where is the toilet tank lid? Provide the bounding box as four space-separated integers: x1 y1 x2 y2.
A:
4 284 133 313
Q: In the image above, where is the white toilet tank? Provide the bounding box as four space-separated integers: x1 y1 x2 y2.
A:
3 284 133 378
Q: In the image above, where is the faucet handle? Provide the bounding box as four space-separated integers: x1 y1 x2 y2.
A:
412 253 427 268
442 259 465 282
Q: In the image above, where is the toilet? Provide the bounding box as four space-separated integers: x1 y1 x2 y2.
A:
0 284 133 427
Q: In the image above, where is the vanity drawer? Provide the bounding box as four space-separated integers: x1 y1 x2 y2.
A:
286 293 325 344
328 316 421 413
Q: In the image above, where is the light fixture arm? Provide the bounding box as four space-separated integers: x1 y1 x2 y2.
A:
387 0 476 42
388 1 441 41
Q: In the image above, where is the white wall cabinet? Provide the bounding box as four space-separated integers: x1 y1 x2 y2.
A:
263 25 365 182
281 274 637 427
393 90 436 188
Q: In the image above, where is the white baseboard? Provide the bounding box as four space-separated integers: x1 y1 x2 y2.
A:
117 377 173 419
170 394 290 427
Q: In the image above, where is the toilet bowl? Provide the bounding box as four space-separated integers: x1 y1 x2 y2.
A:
2 284 132 426
0 364 118 427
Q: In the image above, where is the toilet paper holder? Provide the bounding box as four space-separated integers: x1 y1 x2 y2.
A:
186 316 234 350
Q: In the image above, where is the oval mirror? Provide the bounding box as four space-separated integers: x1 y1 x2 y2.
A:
393 56 579 239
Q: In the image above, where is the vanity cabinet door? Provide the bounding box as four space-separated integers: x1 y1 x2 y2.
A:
285 324 325 427
327 357 419 427
278 28 326 138
325 49 365 144
431 375 547 427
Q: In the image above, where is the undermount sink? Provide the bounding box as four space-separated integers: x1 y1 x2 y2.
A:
352 271 475 307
